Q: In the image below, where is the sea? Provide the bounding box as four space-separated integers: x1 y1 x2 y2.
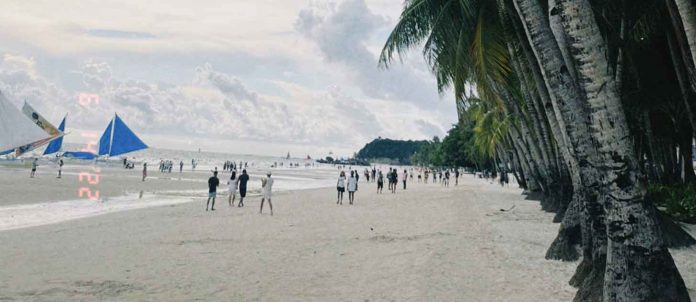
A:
0 143 368 231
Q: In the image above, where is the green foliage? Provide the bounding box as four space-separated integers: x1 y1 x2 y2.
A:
355 138 428 165
648 183 696 222
379 0 511 103
411 119 494 169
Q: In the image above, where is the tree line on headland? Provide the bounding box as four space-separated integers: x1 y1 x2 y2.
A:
375 0 696 300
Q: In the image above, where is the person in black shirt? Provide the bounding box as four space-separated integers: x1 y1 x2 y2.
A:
236 169 250 207
206 171 220 211
57 159 64 178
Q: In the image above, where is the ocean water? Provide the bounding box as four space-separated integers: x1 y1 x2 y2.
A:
0 144 362 231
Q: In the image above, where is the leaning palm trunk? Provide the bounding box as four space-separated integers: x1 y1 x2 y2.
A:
548 0 577 83
556 0 690 300
674 0 696 73
509 131 539 191
667 29 696 140
509 47 566 213
667 0 696 93
509 122 547 191
511 0 609 300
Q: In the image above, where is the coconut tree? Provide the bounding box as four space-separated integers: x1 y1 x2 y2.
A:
554 0 690 300
673 0 696 73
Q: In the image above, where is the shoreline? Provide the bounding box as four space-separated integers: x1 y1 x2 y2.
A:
0 176 693 301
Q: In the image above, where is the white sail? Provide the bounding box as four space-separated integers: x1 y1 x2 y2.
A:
0 91 51 153
22 102 61 136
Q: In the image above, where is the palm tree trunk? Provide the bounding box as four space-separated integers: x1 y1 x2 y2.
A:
556 0 690 300
509 134 529 189
674 0 696 72
511 0 608 300
548 0 577 83
667 0 696 93
642 111 663 183
509 122 547 192
667 29 696 141
510 131 539 191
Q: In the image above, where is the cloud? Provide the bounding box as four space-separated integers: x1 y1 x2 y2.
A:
193 64 259 103
86 29 157 40
295 0 440 108
0 0 459 155
414 119 445 138
0 55 390 151
80 60 113 91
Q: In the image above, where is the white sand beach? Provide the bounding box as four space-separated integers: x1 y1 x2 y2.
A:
0 168 693 301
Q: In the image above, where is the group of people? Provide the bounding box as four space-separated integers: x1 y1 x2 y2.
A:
28 157 64 179
336 167 409 204
121 158 136 169
336 166 466 203
158 160 178 173
416 168 460 186
223 160 245 171
271 162 306 168
206 167 274 215
335 170 358 205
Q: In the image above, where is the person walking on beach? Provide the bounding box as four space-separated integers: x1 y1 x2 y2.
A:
206 171 220 211
347 171 357 205
57 158 64 178
228 170 238 206
391 169 398 193
29 158 38 178
402 169 408 190
455 169 459 186
377 170 384 193
337 171 346 204
142 163 147 181
372 167 376 182
236 169 250 207
387 168 393 191
259 172 274 215
179 161 184 173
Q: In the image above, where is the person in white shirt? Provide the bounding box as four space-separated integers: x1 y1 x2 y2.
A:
336 171 346 205
227 170 238 206
347 170 358 205
260 172 274 215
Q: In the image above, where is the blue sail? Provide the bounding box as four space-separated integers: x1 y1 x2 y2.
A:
98 119 113 156
109 114 147 156
43 116 66 155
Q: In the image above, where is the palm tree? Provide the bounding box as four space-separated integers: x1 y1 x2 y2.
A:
381 0 694 300
555 0 690 300
673 0 696 75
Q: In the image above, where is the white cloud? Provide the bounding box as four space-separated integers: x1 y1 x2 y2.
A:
294 0 441 108
0 0 456 156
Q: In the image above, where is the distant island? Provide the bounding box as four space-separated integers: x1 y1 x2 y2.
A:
355 137 428 165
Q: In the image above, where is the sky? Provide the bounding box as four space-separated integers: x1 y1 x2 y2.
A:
0 0 457 158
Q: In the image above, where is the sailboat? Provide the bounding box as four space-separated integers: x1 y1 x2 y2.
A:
14 102 65 156
43 115 67 155
97 114 148 157
0 92 58 157
286 152 291 159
